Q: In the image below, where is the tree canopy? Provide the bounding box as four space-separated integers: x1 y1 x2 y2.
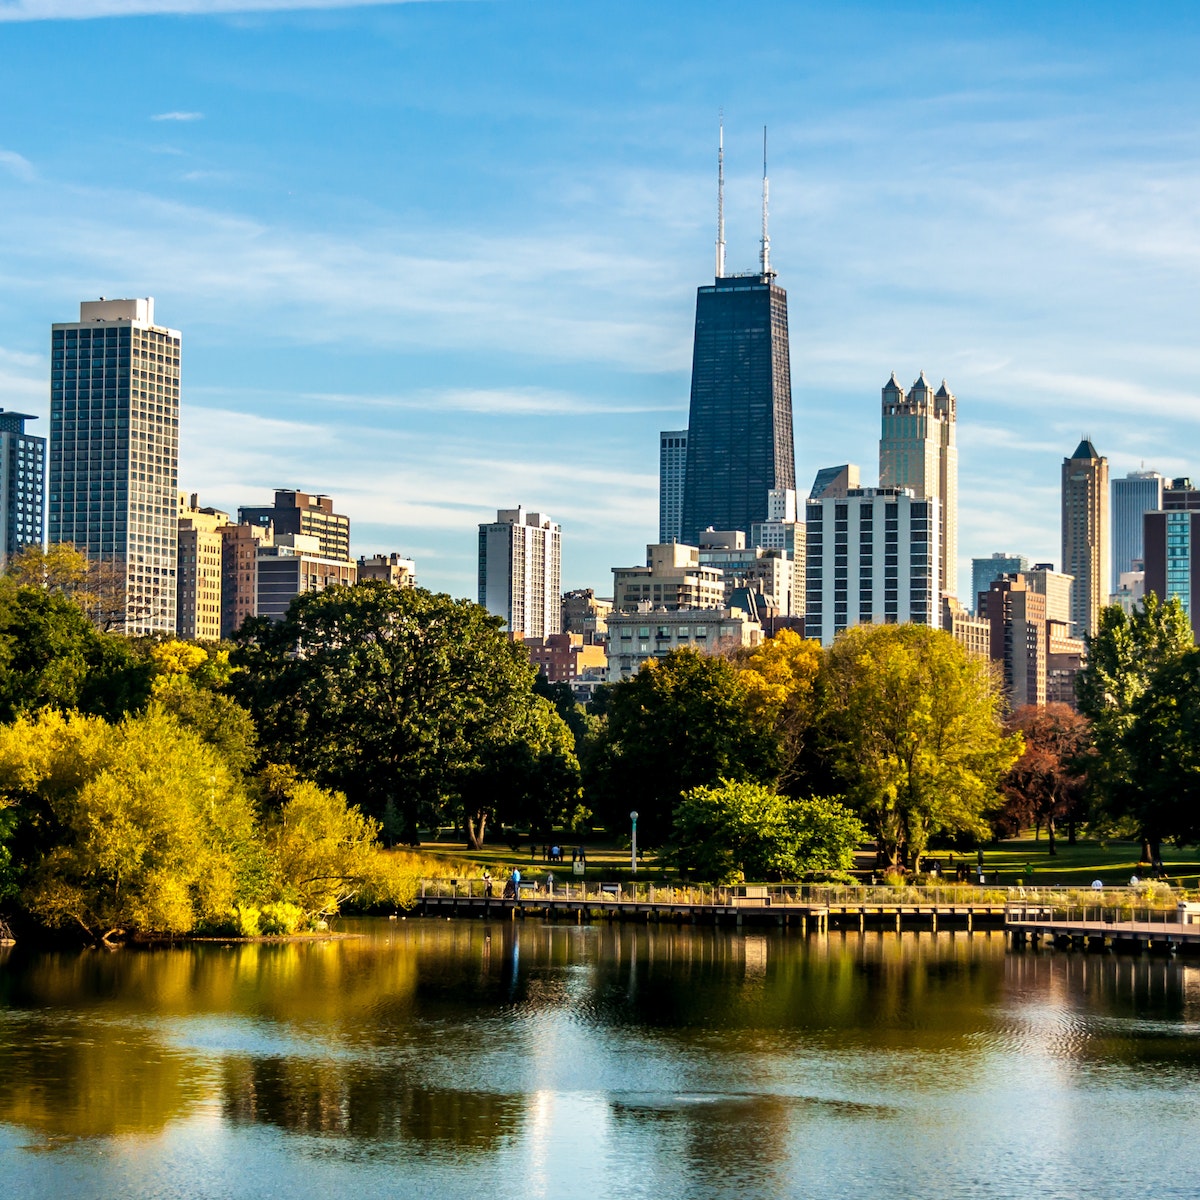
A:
587 648 781 843
230 582 577 842
820 624 1020 871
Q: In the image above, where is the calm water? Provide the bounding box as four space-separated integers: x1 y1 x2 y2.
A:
1 919 1199 1200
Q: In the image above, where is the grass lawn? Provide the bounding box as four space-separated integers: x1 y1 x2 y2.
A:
962 835 1200 888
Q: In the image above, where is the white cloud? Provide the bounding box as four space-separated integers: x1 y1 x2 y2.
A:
0 149 35 182
0 0 438 21
152 111 204 122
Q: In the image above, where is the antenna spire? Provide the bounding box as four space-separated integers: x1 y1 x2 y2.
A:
716 112 726 278
760 125 771 276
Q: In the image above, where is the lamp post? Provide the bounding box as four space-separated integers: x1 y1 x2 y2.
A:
630 811 639 875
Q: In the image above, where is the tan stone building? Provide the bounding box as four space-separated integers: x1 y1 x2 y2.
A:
177 493 228 641
942 595 990 661
612 543 726 614
561 588 611 643
880 372 958 597
1061 439 1110 639
357 552 416 588
606 606 761 682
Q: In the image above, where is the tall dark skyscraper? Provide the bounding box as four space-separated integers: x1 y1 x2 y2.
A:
679 126 795 546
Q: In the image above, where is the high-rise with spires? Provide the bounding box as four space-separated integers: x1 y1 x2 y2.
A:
1062 438 1110 640
879 371 958 598
678 124 795 546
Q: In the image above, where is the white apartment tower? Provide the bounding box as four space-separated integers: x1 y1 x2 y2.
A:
49 299 180 633
879 372 958 597
805 487 941 647
478 506 562 638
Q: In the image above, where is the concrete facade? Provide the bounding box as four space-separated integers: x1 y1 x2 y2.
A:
612 542 726 614
357 552 416 588
177 493 228 641
606 606 762 682
478 506 561 638
49 298 180 634
256 534 356 622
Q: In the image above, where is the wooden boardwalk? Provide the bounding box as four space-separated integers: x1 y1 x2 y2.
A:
1006 905 1200 952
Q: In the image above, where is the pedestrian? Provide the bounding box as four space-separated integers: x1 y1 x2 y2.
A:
512 867 522 902
483 871 493 899
547 871 555 896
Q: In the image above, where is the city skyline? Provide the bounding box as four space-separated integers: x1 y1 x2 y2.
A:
1 2 1198 597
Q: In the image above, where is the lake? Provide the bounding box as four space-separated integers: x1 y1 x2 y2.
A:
1 918 1199 1199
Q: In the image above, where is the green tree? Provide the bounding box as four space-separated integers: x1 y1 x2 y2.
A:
587 648 781 843
667 779 865 883
0 708 261 942
0 584 151 723
1076 595 1194 858
1115 649 1200 858
820 624 1021 871
230 582 567 841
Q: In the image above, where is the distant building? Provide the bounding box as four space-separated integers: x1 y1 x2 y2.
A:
942 595 990 661
612 543 726 614
1112 471 1164 591
751 487 805 617
805 487 940 648
1164 478 1200 510
1144 509 1200 640
240 490 350 562
49 298 180 634
0 408 45 570
698 528 795 616
809 463 860 501
606 606 762 682
177 493 228 641
357 552 416 588
658 429 687 544
1062 439 1110 640
256 534 356 622
220 521 273 638
1111 568 1145 616
521 632 607 686
561 588 611 643
879 372 958 596
981 575 1047 709
478 506 561 638
971 553 1030 615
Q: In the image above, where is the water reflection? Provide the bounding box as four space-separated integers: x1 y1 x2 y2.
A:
0 922 1198 1198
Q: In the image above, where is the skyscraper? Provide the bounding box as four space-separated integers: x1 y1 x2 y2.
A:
49 298 180 634
1061 438 1110 641
971 553 1030 614
1144 509 1200 640
1111 470 1164 589
0 409 45 570
658 429 687 543
879 372 958 597
679 127 795 545
478 506 561 638
805 487 940 647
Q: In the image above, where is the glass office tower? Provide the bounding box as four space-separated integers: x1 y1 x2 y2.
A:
0 408 45 569
49 298 180 634
679 273 795 546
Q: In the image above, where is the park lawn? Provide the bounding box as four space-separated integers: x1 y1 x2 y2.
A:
975 836 1200 888
414 836 658 883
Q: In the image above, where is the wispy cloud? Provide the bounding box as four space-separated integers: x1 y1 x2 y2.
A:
0 1 437 21
152 110 204 122
0 149 35 182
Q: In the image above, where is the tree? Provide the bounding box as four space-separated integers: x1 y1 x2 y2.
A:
0 584 151 724
0 709 260 942
1076 595 1194 859
587 648 781 843
997 704 1090 852
230 582 570 841
5 542 136 631
257 768 416 924
1114 649 1200 857
667 779 865 883
735 630 824 794
820 624 1021 872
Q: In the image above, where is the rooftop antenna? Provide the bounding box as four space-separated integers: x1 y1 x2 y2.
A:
716 112 726 278
760 125 771 276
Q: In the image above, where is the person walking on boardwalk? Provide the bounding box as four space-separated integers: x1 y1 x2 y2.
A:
511 867 522 903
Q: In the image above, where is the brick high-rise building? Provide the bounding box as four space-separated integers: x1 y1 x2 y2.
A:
981 575 1047 709
177 493 228 641
220 520 272 638
239 489 350 562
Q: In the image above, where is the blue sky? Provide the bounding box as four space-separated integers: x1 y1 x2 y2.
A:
1 0 1198 599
